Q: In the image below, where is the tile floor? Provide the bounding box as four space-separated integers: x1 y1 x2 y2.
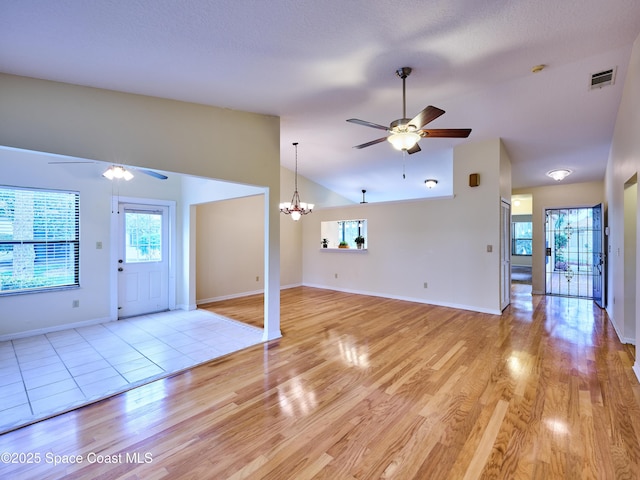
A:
0 309 264 434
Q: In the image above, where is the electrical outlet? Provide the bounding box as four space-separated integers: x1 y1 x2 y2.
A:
486 244 493 253
96 241 103 250
72 300 79 308
335 273 338 279
256 276 259 282
423 282 428 288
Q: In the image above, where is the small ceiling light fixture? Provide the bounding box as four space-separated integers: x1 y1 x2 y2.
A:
280 142 314 221
424 179 438 189
546 169 572 181
103 165 133 181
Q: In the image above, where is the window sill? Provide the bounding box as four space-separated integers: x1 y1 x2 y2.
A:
320 248 368 253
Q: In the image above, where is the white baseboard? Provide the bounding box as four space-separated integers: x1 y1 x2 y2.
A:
0 315 113 342
175 303 197 311
302 283 503 315
607 314 636 345
196 283 302 306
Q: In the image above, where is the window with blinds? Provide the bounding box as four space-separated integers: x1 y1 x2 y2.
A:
0 185 80 295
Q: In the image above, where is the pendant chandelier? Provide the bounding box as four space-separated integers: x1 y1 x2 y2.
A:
279 142 313 221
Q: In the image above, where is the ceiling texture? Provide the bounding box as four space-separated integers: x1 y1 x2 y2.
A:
1 1 640 203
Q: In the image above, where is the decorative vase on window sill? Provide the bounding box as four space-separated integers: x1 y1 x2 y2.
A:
321 238 329 248
355 236 365 249
338 241 349 249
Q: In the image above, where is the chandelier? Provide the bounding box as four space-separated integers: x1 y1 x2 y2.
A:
102 165 133 181
279 142 313 221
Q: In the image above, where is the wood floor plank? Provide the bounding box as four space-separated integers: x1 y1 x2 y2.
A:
1 285 640 479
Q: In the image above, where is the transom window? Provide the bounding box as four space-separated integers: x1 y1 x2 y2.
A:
0 185 80 295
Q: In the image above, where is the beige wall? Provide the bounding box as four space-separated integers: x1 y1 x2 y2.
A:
193 166 352 304
0 73 282 339
196 196 265 302
606 30 640 352
512 182 604 295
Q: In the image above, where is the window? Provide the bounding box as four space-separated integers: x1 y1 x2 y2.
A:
320 219 367 249
0 185 79 295
512 221 532 256
124 209 163 263
338 220 363 246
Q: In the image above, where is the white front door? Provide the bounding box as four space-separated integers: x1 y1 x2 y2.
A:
117 203 169 318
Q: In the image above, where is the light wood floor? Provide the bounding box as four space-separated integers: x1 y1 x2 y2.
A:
1 286 639 479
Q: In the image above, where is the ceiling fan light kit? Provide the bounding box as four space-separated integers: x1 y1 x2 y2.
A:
103 165 133 181
388 130 421 151
347 67 471 155
280 142 313 221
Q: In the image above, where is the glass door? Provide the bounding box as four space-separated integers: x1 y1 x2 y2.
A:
545 207 601 298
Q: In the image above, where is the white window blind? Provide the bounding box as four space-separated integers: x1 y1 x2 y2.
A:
0 185 80 295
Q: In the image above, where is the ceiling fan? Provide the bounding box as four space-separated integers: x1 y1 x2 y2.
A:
347 67 471 154
48 161 168 180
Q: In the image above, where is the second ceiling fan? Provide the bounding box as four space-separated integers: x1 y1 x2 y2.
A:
347 67 471 154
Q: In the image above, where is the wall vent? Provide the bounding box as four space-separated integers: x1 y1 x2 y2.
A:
590 67 616 90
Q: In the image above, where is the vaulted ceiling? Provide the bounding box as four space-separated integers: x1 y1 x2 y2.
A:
2 1 639 203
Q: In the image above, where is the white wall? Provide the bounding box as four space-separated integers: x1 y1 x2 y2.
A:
605 30 640 356
302 138 508 314
0 148 183 336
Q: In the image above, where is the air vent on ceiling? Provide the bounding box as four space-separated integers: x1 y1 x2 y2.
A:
590 67 616 90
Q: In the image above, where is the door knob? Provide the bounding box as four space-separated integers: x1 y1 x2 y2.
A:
118 267 123 272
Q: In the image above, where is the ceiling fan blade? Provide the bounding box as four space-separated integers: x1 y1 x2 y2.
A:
347 118 389 131
353 137 388 149
407 143 421 155
137 168 168 180
420 128 472 138
409 106 445 129
48 161 94 164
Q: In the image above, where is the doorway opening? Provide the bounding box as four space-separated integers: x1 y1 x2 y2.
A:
544 206 603 300
623 175 637 341
511 194 533 286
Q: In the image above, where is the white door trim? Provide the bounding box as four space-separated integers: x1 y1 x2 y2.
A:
109 196 176 320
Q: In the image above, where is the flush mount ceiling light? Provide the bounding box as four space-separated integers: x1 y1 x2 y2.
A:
546 169 572 181
424 179 438 189
103 165 133 181
279 142 314 221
